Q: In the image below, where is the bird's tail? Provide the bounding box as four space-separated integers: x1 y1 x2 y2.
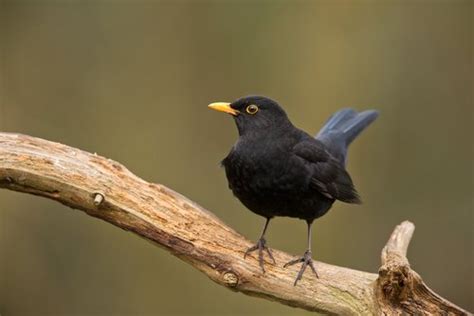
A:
316 108 379 165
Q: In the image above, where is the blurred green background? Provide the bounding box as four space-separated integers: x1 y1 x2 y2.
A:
0 0 472 315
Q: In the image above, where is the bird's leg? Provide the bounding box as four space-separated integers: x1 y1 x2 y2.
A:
283 220 319 286
244 217 275 272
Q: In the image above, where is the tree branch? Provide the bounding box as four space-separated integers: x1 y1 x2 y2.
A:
0 133 470 315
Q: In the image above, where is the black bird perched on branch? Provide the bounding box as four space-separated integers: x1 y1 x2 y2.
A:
208 96 378 285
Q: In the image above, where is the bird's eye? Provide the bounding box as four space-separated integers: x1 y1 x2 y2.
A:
246 104 259 115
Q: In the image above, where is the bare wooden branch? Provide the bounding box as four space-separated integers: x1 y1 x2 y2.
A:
0 133 470 315
376 221 470 315
382 220 415 263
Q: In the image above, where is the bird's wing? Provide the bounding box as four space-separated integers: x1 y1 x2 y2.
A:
292 140 361 204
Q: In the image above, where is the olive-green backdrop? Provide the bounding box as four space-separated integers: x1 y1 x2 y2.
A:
0 1 472 315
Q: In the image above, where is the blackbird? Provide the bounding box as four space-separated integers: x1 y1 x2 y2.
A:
208 96 378 285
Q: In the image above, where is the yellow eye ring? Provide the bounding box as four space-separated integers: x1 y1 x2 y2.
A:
246 104 259 115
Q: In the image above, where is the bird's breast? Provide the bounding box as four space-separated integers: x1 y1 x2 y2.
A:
221 135 335 220
223 144 311 208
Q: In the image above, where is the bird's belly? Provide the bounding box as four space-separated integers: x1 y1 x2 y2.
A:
224 156 333 220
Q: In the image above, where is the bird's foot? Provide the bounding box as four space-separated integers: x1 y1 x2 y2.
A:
283 250 319 286
244 237 276 273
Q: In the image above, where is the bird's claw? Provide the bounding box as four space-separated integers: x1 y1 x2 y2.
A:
283 250 319 286
244 237 276 272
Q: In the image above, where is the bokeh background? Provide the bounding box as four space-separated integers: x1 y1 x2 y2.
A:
0 0 472 315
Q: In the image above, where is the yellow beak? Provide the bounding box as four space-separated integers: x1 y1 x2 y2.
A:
208 102 239 116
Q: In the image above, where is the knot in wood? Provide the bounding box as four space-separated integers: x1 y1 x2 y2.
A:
93 193 104 206
379 263 412 304
222 271 239 287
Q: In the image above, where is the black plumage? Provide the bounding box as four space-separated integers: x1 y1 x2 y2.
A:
209 96 378 285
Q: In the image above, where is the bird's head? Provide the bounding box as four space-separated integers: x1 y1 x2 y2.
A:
208 96 291 136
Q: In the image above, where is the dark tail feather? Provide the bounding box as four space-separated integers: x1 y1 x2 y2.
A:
316 108 379 164
316 108 357 137
339 110 379 145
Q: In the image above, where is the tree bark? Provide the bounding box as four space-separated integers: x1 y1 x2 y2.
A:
0 132 470 315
